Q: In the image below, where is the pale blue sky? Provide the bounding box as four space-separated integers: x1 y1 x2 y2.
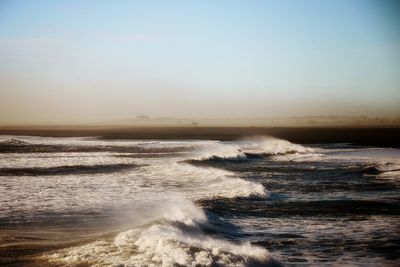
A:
0 0 399 124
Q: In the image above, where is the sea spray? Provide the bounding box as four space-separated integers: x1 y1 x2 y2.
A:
45 198 272 267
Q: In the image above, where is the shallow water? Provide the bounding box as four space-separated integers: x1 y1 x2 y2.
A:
0 135 399 266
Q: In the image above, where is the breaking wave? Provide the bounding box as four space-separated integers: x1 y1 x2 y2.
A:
241 136 315 156
36 138 272 266
141 161 267 199
190 142 247 161
188 137 318 163
0 138 31 146
45 198 277 267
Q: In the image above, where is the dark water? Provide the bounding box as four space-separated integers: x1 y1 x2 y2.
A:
0 136 399 266
195 154 400 266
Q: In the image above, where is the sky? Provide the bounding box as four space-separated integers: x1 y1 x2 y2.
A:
0 0 399 125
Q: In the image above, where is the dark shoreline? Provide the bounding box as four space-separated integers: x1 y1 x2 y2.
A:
1 126 400 148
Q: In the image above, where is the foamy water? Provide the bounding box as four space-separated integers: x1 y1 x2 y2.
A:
0 135 399 266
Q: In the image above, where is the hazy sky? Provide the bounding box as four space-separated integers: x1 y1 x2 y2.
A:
0 0 399 125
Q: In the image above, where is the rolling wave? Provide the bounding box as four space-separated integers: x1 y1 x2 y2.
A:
241 136 315 156
45 198 279 267
0 137 188 154
140 161 267 199
0 138 31 146
187 136 318 163
190 142 247 161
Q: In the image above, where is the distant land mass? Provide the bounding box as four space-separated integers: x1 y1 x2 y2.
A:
76 115 400 127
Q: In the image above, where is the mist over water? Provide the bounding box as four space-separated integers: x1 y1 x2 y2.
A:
0 135 399 266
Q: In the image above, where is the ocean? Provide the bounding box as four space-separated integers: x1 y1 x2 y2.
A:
0 135 399 266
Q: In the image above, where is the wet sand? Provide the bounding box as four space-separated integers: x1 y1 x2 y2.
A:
0 126 399 147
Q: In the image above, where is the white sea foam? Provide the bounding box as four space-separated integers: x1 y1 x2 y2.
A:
191 141 247 161
139 161 267 199
0 135 198 149
241 136 315 155
46 199 272 267
0 139 266 221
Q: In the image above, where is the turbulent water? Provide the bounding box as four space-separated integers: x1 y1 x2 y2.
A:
0 135 399 266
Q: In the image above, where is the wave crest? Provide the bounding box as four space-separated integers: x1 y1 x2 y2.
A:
188 137 317 163
191 142 247 161
45 199 275 267
0 138 30 146
243 136 315 156
142 162 267 199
